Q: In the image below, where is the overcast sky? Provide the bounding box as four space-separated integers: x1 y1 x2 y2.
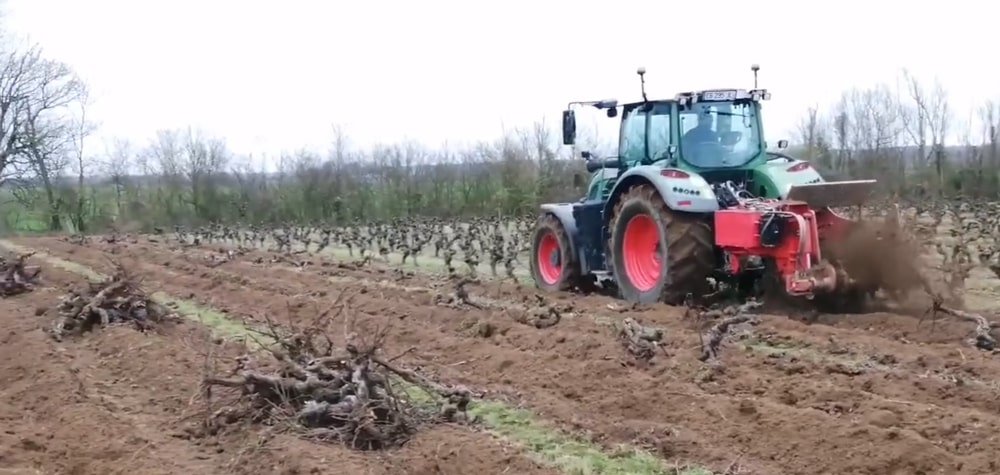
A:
5 0 997 159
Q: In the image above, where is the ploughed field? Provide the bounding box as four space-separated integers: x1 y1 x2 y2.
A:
3 201 1000 475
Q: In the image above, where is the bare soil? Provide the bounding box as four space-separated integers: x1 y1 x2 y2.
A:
0 240 553 475
7 235 1000 474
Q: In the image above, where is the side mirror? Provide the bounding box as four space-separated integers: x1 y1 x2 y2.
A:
777 139 789 149
562 110 576 145
607 108 618 118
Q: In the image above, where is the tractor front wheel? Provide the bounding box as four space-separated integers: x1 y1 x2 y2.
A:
529 214 579 292
608 184 714 304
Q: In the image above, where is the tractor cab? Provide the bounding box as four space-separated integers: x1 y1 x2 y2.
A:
568 87 787 201
668 89 770 171
564 66 813 204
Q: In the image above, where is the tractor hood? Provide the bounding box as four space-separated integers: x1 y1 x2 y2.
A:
756 155 877 207
757 158 824 198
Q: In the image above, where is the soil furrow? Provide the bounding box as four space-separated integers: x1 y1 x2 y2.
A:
20 236 1000 474
0 242 555 475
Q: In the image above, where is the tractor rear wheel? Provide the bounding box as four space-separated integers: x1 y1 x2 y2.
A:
529 214 580 292
608 184 714 304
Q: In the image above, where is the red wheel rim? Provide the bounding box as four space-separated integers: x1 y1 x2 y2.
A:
622 214 662 292
537 232 562 285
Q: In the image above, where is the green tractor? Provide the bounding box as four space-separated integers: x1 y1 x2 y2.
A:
529 65 887 305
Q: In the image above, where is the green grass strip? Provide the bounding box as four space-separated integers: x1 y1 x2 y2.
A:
469 401 712 475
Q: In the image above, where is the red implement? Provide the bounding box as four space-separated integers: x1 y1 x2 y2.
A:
714 200 838 297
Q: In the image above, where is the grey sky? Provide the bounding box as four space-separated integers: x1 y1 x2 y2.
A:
6 0 996 158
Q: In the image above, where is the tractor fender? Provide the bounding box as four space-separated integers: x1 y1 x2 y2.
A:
602 166 719 224
539 203 580 257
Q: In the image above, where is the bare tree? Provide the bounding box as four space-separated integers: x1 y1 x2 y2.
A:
955 111 982 194
978 100 999 175
2 49 86 230
67 88 96 232
12 106 70 230
0 46 44 185
104 137 133 218
899 69 929 166
289 149 327 221
796 105 823 164
148 129 184 221
330 123 349 163
928 81 950 193
328 124 353 222
831 97 851 173
898 69 950 192
182 127 229 222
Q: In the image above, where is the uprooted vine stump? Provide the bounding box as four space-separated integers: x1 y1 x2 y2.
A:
928 298 1000 351
619 318 665 365
0 253 41 298
699 300 764 362
53 263 175 340
505 294 563 329
202 306 471 450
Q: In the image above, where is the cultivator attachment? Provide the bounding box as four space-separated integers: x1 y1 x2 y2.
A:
715 200 839 297
714 179 921 305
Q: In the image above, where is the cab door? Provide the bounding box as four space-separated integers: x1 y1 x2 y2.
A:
619 102 675 166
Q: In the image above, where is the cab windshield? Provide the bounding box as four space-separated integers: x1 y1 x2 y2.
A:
679 100 762 168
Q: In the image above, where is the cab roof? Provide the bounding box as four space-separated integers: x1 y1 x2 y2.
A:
619 88 772 110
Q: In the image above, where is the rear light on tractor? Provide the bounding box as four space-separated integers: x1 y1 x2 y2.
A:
787 162 811 173
661 169 690 179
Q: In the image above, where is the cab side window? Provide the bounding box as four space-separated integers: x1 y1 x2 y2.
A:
647 103 672 161
620 104 672 164
619 108 646 165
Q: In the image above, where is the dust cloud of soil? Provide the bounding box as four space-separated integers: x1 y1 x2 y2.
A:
820 216 961 316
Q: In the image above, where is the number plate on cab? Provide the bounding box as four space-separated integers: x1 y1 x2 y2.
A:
701 90 737 101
